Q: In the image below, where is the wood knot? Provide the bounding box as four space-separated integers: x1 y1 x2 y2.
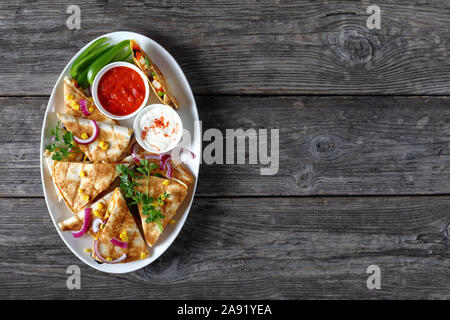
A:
310 135 340 160
143 247 189 281
293 164 315 193
329 28 377 66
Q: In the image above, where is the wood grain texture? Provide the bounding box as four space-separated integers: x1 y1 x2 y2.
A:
2 0 450 95
2 0 450 300
3 96 450 197
0 196 449 299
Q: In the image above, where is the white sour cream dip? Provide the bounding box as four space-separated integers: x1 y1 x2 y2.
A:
135 104 182 153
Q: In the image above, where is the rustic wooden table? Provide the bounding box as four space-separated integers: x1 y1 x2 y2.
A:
1 0 449 299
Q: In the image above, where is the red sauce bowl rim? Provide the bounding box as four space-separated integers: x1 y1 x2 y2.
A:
91 61 150 120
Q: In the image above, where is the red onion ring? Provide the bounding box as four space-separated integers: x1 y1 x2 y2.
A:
79 99 91 116
111 238 128 248
92 218 103 234
131 142 142 164
94 239 127 263
72 208 91 238
165 162 173 178
73 120 98 145
159 154 171 170
144 154 160 161
171 147 195 160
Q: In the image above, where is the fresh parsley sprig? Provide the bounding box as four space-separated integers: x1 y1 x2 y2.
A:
116 161 169 231
45 121 79 161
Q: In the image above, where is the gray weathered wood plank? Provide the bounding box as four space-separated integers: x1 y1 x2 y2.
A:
0 196 448 299
2 0 450 95
3 96 450 197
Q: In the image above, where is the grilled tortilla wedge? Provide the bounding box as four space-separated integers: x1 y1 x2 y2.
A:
140 152 194 187
58 191 114 236
130 39 180 110
57 113 133 163
44 150 84 202
92 188 149 263
134 176 187 247
64 76 117 124
53 161 122 213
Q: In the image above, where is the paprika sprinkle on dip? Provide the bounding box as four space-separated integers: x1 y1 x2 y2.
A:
97 66 146 116
135 104 183 154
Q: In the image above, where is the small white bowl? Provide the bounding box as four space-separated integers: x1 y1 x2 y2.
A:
133 104 183 154
91 61 150 120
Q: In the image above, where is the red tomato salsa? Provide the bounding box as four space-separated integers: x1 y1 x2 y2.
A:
97 66 146 116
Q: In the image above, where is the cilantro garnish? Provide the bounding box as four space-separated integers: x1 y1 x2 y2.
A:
46 121 79 161
116 161 168 231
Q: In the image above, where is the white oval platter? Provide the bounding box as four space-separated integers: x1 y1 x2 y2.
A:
40 31 200 273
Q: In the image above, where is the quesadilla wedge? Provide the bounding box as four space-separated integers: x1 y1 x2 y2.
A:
58 191 114 236
92 188 149 263
130 39 180 110
141 156 194 188
57 113 133 163
44 150 84 202
64 76 117 124
53 161 123 213
134 176 188 246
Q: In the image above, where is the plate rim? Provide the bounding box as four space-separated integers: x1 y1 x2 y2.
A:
40 31 200 274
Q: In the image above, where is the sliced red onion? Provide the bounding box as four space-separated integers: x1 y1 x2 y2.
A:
72 208 91 238
171 147 195 159
165 161 173 178
131 142 142 164
79 99 91 116
92 218 103 233
111 238 128 248
73 120 98 145
159 154 171 170
94 239 127 263
144 154 160 161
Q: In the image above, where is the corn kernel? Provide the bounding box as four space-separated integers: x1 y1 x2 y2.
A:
79 170 85 177
84 248 91 253
97 202 104 210
120 230 128 242
71 101 79 110
81 133 88 140
99 141 109 151
88 107 94 112
93 210 102 217
81 194 89 201
162 179 169 186
140 252 146 259
106 257 112 261
78 188 83 194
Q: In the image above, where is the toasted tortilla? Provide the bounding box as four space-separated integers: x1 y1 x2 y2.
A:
64 76 117 124
130 39 180 110
44 148 87 202
53 161 121 213
58 191 114 236
92 188 149 263
139 151 194 187
57 113 133 163
134 176 187 246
